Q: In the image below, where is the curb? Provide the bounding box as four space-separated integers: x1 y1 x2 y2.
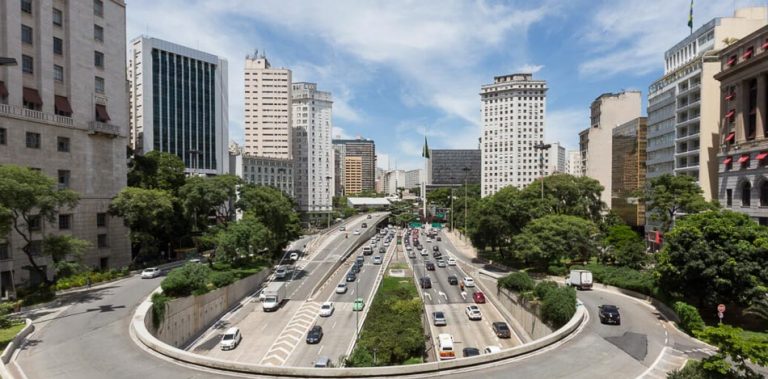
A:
0 318 34 379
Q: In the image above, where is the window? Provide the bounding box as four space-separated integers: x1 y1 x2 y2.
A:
22 55 33 74
742 181 752 206
54 65 63 82
94 51 104 68
97 234 108 248
0 243 9 260
93 0 103 17
58 170 70 189
95 76 104 93
53 8 63 26
94 25 103 42
96 212 107 227
21 0 31 14
747 79 757 140
25 132 40 149
28 215 41 231
53 37 63 55
57 137 70 152
58 214 71 230
28 241 42 256
0 128 5 145
761 182 768 207
21 25 32 44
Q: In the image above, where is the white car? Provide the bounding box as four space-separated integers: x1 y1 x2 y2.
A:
463 277 475 287
447 258 457 266
466 305 482 320
383 241 390 247
484 345 501 354
275 266 288 279
140 267 161 279
354 229 361 235
336 283 348 294
289 252 299 261
426 238 432 243
220 327 242 350
421 249 428 256
319 302 334 317
373 256 382 265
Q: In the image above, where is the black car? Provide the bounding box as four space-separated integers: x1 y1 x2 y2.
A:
598 304 621 325
350 264 360 274
432 245 439 252
425 261 435 271
492 322 511 338
378 247 386 254
420 277 432 289
433 251 442 258
436 236 442 241
346 272 357 282
447 275 458 285
462 347 480 357
361 222 368 228
306 325 323 344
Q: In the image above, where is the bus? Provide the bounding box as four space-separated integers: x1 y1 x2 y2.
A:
437 333 456 360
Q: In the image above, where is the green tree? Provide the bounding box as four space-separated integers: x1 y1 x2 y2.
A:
603 224 647 268
744 293 768 322
0 165 80 284
109 187 176 261
523 174 605 223
426 188 452 208
178 174 241 229
657 210 768 307
206 216 270 263
696 325 768 378
160 263 212 297
237 185 301 255
512 214 599 269
645 174 714 233
43 235 91 279
127 151 186 193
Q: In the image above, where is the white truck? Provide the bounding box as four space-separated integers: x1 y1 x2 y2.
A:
566 270 593 290
262 282 286 311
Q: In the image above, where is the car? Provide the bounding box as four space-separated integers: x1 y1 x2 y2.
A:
314 356 333 368
473 291 486 303
339 226 346 231
405 245 412 251
425 261 435 271
346 272 357 282
426 238 432 243
433 311 447 326
372 256 382 265
275 266 288 279
408 250 416 258
432 245 439 252
361 222 368 228
447 258 456 266
463 277 475 287
336 282 348 294
462 347 480 357
141 267 161 279
319 302 334 317
353 298 365 311
306 325 323 344
220 327 242 350
383 241 390 247
436 259 446 268
436 236 442 241
350 264 360 274
492 322 511 338
353 229 360 235
379 229 387 235
466 305 482 320
598 304 621 325
420 249 428 256
419 276 432 289
367 214 372 219
447 275 459 285
483 346 501 354
356 255 365 264
289 251 299 261
188 258 202 264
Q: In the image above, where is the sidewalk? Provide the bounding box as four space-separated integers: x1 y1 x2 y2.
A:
442 230 477 260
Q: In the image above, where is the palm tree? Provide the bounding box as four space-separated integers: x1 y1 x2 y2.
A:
744 293 768 321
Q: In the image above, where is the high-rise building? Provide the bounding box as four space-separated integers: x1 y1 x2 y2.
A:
381 169 406 196
344 156 363 195
332 137 376 194
404 169 423 190
291 82 333 215
567 150 582 176
480 73 547 197
579 91 642 208
427 149 481 186
128 36 229 175
229 143 294 197
612 117 648 230
715 24 768 225
243 52 292 158
546 142 567 175
0 0 131 289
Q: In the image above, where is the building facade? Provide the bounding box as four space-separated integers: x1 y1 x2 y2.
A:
404 169 422 190
381 169 405 196
715 24 768 224
128 36 229 175
580 91 642 209
427 149 481 186
481 74 547 197
612 117 648 229
229 144 294 197
243 52 292 158
0 0 131 290
291 82 333 215
332 138 376 194
567 150 582 176
547 142 567 175
343 156 363 195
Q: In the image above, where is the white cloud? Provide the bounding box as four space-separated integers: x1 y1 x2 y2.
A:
332 126 352 140
515 64 544 74
545 107 588 151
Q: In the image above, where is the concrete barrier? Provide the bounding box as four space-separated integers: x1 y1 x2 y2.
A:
1 318 33 364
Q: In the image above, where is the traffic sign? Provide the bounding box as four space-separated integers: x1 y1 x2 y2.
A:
717 304 726 313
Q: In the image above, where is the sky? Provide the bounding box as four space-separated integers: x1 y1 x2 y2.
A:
126 0 767 171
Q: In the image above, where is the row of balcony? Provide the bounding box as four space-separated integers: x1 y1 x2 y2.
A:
0 103 121 137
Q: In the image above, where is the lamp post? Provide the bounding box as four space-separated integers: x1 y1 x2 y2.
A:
534 143 552 200
325 176 332 229
448 176 456 232
462 167 470 237
355 279 360 341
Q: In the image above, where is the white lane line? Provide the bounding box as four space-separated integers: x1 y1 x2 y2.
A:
425 292 432 301
317 346 324 355
332 321 337 329
637 346 670 379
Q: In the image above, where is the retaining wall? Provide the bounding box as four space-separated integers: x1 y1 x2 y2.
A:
495 287 553 340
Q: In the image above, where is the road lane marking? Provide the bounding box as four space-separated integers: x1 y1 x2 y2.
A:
425 292 432 301
317 346 324 355
332 321 337 329
439 291 447 300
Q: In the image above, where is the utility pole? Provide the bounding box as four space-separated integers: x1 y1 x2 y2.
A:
534 143 552 200
325 176 332 229
462 167 470 237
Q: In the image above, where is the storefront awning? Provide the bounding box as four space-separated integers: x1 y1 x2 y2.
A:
22 87 42 105
739 154 750 164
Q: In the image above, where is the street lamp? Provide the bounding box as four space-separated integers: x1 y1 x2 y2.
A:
325 176 332 229
448 176 456 232
355 279 360 341
462 167 470 238
0 57 18 66
534 143 552 200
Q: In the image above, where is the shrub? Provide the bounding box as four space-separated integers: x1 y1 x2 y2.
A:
498 271 535 292
151 292 170 329
548 265 568 276
160 263 211 297
570 263 657 297
540 286 577 328
674 301 705 335
18 285 55 306
210 271 236 288
534 281 559 300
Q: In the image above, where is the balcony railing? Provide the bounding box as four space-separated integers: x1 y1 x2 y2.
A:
0 103 74 127
88 121 121 137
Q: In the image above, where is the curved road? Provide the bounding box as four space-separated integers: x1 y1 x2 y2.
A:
12 229 711 379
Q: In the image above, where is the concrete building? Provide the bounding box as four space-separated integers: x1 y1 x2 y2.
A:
344 156 363 195
404 169 423 190
243 52 292 158
646 7 768 201
229 144 294 197
291 82 333 216
427 149 481 186
547 142 567 175
0 0 131 290
480 73 547 197
579 91 642 208
381 169 406 196
612 117 648 230
332 137 376 194
128 36 229 175
567 150 582 176
374 167 384 193
715 24 768 225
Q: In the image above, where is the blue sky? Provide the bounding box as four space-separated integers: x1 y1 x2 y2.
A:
126 0 766 171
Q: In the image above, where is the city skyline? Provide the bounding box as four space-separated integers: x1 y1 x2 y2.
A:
124 0 767 171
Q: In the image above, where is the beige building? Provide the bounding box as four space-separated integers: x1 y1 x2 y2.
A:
344 156 363 195
567 150 582 176
612 117 648 229
579 91 642 208
0 0 131 291
243 52 292 158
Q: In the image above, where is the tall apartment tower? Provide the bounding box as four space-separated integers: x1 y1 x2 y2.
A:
612 117 648 230
480 73 547 197
647 8 767 200
244 53 292 158
0 0 131 288
567 150 582 176
547 142 567 175
332 137 376 194
128 36 229 175
579 91 642 208
344 156 363 195
291 82 334 215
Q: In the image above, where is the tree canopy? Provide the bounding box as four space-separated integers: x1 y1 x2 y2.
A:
237 184 301 254
645 174 714 233
512 214 600 269
109 187 176 260
127 151 186 193
178 174 241 229
522 174 605 223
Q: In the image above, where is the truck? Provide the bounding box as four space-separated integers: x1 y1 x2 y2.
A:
566 270 593 290
262 282 287 311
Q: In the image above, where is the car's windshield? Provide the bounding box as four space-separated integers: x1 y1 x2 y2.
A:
223 334 234 340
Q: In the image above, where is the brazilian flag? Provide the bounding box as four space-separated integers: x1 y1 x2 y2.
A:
422 136 430 159
688 0 693 31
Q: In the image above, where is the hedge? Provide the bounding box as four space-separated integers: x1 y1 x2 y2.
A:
54 268 131 291
540 286 577 328
674 301 705 335
498 271 535 292
569 263 658 297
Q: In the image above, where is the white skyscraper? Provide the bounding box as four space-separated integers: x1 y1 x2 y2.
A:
547 142 567 175
567 150 583 176
244 52 292 158
292 83 334 215
480 73 547 197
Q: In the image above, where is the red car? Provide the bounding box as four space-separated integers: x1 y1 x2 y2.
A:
473 291 486 304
